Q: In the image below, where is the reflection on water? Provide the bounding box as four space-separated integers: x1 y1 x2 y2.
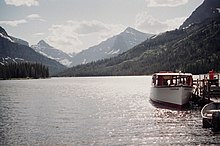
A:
0 76 220 145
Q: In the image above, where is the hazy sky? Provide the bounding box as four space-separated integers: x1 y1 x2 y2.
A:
0 0 204 53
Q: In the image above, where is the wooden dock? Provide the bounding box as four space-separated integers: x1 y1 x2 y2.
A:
192 71 220 132
193 71 220 103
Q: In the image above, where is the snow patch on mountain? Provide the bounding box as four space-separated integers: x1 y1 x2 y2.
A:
38 50 53 59
0 57 26 65
31 40 72 67
60 59 72 67
0 33 14 42
82 59 87 64
15 58 24 61
107 49 120 55
182 23 194 30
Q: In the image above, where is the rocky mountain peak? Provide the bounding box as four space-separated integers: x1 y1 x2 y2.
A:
123 27 144 35
0 26 8 36
32 40 72 67
38 40 51 48
124 27 136 32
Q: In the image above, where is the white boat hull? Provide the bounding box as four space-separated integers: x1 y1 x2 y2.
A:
150 86 193 108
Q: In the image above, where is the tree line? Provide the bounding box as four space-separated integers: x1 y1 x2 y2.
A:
0 62 49 79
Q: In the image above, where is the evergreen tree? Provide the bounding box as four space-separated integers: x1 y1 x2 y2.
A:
0 62 50 79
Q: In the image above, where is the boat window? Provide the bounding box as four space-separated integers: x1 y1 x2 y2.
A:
154 75 192 87
176 75 192 86
155 75 172 86
186 76 193 86
158 75 163 86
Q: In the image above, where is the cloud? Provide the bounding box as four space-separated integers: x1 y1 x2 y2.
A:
47 24 83 53
146 0 188 7
4 0 39 7
67 20 110 35
27 14 45 22
32 32 45 36
0 14 45 27
135 12 186 34
0 19 27 27
165 17 187 30
46 20 125 53
135 12 167 34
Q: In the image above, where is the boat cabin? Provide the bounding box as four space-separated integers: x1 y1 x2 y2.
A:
152 72 193 87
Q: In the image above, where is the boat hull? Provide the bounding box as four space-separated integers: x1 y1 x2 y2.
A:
150 86 193 109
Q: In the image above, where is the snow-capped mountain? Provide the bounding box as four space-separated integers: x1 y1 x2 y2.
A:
0 26 66 75
31 40 73 67
180 0 220 29
71 27 153 66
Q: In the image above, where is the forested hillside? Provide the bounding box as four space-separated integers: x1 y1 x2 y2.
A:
57 16 220 76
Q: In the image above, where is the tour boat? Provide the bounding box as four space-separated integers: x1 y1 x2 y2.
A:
149 72 193 109
201 102 220 132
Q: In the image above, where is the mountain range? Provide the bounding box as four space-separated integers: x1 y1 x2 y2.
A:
0 27 66 75
57 0 220 76
31 27 153 67
0 25 152 75
70 27 153 66
1 0 219 77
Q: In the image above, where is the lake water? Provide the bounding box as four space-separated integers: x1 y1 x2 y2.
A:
0 76 220 145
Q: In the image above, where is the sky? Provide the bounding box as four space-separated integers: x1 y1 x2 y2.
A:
0 0 204 54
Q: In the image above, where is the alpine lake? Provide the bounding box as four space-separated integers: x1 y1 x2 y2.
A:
0 76 220 145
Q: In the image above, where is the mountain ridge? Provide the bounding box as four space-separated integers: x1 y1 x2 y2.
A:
0 26 29 46
70 27 153 66
0 26 66 75
31 40 73 67
180 0 220 29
